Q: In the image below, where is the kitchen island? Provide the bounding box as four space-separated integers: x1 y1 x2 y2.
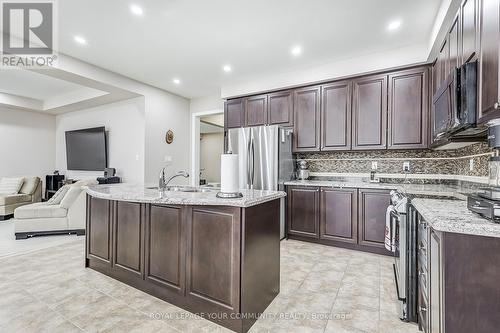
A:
85 184 285 333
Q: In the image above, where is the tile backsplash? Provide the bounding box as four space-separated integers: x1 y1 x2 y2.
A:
297 142 492 177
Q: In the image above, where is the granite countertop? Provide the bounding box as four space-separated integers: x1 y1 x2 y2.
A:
284 180 473 199
411 198 500 238
85 184 286 208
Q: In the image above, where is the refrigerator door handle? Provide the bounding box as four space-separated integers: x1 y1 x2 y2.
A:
250 137 255 189
246 134 251 189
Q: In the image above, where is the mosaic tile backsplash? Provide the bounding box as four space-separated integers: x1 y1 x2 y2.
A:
297 142 492 177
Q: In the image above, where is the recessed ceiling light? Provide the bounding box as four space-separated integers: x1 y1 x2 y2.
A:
74 35 87 45
223 65 232 72
291 45 302 56
173 78 180 85
387 20 402 31
130 4 144 16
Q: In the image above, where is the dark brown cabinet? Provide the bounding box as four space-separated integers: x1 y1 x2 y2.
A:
358 188 391 253
245 94 267 127
86 196 112 265
461 0 479 64
268 90 293 126
352 74 388 150
429 229 442 333
145 205 185 294
113 201 144 276
388 67 429 149
437 39 449 87
225 98 245 129
321 81 352 150
478 0 500 122
293 86 321 152
448 13 461 73
287 186 319 238
320 187 357 244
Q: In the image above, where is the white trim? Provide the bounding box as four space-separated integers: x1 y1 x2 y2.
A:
190 109 223 187
309 172 489 184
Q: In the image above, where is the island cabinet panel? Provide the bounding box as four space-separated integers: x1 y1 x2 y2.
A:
321 81 352 151
358 188 391 253
268 90 293 126
293 86 321 152
225 98 245 129
320 187 357 244
352 74 388 150
113 201 144 276
186 206 241 313
461 0 479 64
245 94 267 127
287 186 320 238
478 0 500 122
145 205 184 293
86 197 112 264
388 67 429 149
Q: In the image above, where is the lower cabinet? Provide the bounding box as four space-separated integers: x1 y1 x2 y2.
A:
429 229 442 333
320 187 357 244
287 186 392 255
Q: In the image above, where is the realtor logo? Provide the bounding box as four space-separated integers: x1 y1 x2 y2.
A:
1 1 57 67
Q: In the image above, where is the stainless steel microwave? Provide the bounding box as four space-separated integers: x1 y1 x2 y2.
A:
431 61 485 149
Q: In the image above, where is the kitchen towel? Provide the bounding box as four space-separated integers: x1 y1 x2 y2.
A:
385 205 396 252
220 154 239 193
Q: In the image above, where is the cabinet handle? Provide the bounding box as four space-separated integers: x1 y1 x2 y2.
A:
495 102 500 110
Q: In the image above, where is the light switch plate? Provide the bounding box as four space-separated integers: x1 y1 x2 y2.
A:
403 161 410 172
371 161 378 170
470 159 474 171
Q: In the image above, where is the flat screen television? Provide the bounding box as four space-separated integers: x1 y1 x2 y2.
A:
65 127 107 171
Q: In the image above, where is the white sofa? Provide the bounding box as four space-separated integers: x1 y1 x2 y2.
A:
14 179 97 239
0 177 42 220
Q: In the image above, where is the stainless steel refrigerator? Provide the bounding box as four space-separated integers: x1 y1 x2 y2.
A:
226 125 294 239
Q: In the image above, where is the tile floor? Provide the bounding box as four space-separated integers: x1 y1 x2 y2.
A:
0 238 420 333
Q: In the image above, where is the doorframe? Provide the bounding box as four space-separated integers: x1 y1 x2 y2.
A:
190 109 224 187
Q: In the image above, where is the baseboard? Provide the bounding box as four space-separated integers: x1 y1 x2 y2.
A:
15 229 85 240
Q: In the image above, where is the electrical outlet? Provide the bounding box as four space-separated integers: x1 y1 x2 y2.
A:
403 161 410 172
371 161 378 170
164 155 173 164
470 158 474 171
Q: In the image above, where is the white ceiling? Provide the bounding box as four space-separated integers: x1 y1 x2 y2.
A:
54 0 442 99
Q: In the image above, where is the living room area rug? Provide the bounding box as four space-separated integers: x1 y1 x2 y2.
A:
0 219 82 258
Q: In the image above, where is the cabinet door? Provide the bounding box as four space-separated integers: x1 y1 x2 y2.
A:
293 86 321 152
186 206 241 313
437 39 449 87
478 0 500 122
87 196 112 265
461 0 479 64
388 67 429 149
352 74 388 150
448 13 461 73
268 90 293 126
287 186 319 238
245 94 268 127
320 188 357 244
145 205 185 294
358 188 391 252
429 230 442 333
113 201 144 276
321 81 352 151
225 98 244 129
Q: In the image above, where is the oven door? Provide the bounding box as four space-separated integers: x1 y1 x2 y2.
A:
393 209 407 302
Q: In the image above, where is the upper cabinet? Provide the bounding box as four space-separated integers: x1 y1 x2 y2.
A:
245 94 267 127
293 86 321 152
448 13 461 74
352 74 388 150
388 67 429 149
321 81 352 151
268 90 293 126
461 0 479 64
478 0 500 122
224 98 245 129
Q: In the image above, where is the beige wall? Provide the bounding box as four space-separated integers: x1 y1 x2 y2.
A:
200 132 224 183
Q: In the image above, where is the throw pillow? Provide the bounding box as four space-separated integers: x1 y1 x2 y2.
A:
0 177 25 195
47 185 70 205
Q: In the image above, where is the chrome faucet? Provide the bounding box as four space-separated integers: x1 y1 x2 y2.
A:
159 170 190 191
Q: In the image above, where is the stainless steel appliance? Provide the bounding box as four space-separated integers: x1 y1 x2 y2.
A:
467 192 500 222
297 160 310 180
226 126 294 239
432 61 486 149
